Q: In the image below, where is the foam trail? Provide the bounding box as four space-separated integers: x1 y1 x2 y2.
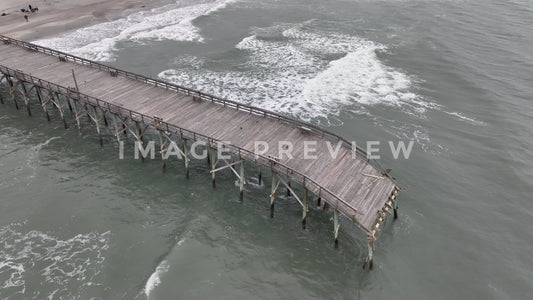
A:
445 111 486 125
34 0 238 61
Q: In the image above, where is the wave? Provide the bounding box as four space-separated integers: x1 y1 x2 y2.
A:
144 238 186 299
159 23 429 123
33 0 238 61
158 21 485 153
144 260 170 299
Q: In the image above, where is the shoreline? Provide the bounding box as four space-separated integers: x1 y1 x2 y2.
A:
0 0 159 41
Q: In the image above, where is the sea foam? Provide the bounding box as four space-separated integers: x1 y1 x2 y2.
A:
34 0 238 61
0 222 109 298
159 23 427 123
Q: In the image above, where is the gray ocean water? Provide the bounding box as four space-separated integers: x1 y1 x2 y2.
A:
1 0 532 299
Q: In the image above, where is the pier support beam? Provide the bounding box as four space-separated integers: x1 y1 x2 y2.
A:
67 96 73 112
275 175 306 225
92 106 103 146
102 110 108 127
6 77 19 110
34 86 51 122
209 157 247 201
115 115 133 139
317 197 321 207
84 103 91 123
52 92 68 129
158 130 166 171
19 81 31 116
70 98 83 135
134 120 147 162
209 146 216 188
333 209 340 248
183 139 190 179
111 114 122 143
302 188 308 229
210 157 245 199
270 173 280 218
206 145 211 165
239 160 245 202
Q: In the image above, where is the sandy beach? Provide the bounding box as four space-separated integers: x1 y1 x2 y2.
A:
0 0 150 41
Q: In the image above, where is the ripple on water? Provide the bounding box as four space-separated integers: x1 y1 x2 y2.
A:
0 221 110 299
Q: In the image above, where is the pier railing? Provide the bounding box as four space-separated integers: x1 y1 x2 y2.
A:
0 35 391 172
0 64 370 232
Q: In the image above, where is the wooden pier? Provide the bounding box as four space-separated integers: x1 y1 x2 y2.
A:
0 35 401 269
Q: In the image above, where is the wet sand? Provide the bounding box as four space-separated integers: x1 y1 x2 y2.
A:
0 0 148 41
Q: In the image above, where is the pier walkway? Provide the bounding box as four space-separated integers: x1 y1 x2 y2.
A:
0 35 400 268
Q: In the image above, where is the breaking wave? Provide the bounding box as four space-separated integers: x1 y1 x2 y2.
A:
33 0 238 61
159 22 430 124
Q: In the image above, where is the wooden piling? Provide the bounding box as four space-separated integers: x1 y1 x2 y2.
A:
35 86 50 122
111 114 121 143
70 98 82 135
53 92 68 129
183 139 189 179
333 209 340 248
6 77 18 110
93 106 103 146
270 174 278 218
210 147 216 188
19 81 31 116
239 160 244 202
158 130 166 171
302 188 308 230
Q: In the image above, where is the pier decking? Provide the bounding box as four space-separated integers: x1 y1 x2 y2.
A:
0 35 400 268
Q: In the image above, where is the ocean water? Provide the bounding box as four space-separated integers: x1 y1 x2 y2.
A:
1 0 532 299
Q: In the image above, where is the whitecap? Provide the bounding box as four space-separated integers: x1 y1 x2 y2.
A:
144 237 186 298
144 260 170 298
159 24 427 122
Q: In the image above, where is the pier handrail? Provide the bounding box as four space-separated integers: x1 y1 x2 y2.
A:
0 64 371 232
0 35 390 174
